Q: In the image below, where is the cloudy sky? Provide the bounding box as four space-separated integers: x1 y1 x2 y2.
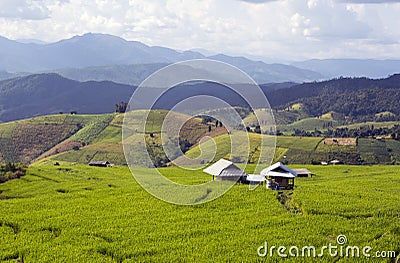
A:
0 0 400 61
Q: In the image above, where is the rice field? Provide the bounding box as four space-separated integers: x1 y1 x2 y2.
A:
0 164 398 262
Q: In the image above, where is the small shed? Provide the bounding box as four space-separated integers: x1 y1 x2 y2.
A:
203 159 247 182
261 162 297 190
330 159 342 165
292 168 312 178
246 174 266 185
89 161 113 167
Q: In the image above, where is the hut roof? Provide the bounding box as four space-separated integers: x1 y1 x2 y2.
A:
203 159 246 177
89 161 110 165
246 174 266 182
292 168 312 175
261 162 297 178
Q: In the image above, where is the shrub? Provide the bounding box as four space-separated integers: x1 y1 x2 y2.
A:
0 163 26 183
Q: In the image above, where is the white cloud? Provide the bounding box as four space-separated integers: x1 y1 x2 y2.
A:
337 0 400 3
0 0 52 20
236 0 280 3
0 0 399 60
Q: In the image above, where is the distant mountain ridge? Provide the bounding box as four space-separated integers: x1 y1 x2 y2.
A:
266 74 400 121
292 59 400 79
0 73 285 122
1 73 400 123
49 63 169 86
0 33 203 72
0 73 135 122
2 33 400 84
0 33 322 83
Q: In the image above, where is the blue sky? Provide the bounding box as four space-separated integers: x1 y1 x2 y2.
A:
0 0 399 61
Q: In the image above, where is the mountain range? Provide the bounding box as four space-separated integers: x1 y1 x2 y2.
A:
0 74 134 122
1 32 400 123
1 73 400 123
0 33 323 84
0 72 294 122
292 59 400 79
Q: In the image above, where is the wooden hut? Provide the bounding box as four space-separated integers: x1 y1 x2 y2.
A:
261 162 297 190
89 161 113 167
330 159 342 165
246 174 266 185
203 159 247 182
292 168 312 178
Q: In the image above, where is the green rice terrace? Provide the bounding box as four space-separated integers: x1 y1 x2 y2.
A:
1 111 400 167
0 164 399 262
0 111 399 262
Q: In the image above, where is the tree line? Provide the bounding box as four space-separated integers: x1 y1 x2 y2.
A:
265 74 400 122
289 125 400 139
0 163 26 184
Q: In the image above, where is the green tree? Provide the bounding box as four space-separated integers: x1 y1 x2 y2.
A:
115 102 128 113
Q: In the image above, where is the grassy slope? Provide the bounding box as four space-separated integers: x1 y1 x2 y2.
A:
357 138 400 164
275 136 400 164
182 132 400 165
0 122 17 163
244 108 308 126
50 111 222 166
338 121 399 130
1 111 400 166
50 113 125 165
277 118 339 133
0 114 109 164
0 164 398 262
183 134 323 164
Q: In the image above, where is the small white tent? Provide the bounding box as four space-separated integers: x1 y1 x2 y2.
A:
203 159 247 182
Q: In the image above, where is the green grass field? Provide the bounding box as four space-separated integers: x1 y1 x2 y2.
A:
182 133 400 165
183 134 322 165
277 118 339 133
276 136 322 151
183 132 267 164
357 138 400 164
70 114 115 143
51 111 220 167
0 164 398 262
1 112 400 167
338 121 399 130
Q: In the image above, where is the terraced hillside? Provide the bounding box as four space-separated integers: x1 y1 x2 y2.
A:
277 118 339 134
178 132 268 166
46 110 226 167
183 133 400 165
0 111 227 166
0 114 110 164
2 111 400 166
182 134 321 165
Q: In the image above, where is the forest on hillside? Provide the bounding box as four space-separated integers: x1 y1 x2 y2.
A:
266 74 400 122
